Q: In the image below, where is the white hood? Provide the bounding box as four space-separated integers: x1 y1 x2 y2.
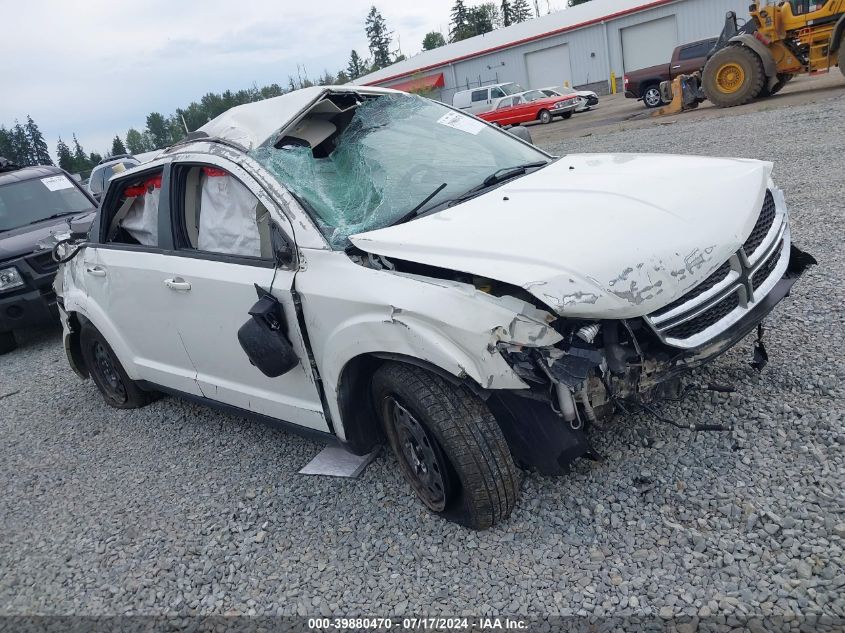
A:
349 153 773 319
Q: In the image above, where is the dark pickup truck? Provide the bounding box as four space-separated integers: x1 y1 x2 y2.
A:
0 159 97 354
624 38 717 108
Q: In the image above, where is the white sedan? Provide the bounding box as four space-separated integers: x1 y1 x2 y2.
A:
540 86 600 111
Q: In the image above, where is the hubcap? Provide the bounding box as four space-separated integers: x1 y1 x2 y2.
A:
93 341 127 404
644 88 661 106
384 397 447 511
716 62 746 94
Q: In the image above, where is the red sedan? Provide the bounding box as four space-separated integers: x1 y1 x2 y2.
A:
478 93 579 126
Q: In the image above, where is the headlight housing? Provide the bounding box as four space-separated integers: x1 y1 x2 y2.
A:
0 266 25 293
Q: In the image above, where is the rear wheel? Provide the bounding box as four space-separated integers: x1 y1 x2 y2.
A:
703 45 766 107
372 362 520 530
642 85 664 108
80 322 156 409
537 109 552 124
0 331 17 355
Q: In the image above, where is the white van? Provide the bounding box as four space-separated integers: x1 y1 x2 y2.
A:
452 82 524 115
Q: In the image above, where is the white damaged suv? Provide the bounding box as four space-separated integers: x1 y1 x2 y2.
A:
54 86 814 529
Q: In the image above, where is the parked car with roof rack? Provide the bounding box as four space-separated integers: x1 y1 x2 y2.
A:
53 86 813 529
0 157 97 354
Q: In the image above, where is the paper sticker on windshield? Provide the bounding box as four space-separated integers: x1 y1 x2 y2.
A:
41 175 74 192
436 112 485 135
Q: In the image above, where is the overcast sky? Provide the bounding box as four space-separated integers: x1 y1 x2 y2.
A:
2 0 527 159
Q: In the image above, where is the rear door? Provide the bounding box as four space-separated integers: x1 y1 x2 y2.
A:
158 156 328 432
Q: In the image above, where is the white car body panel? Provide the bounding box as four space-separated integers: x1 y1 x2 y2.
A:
294 249 562 434
350 153 773 319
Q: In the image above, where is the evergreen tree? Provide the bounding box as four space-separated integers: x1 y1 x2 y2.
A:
25 116 52 165
0 127 13 161
422 31 447 50
56 138 74 171
11 122 31 166
145 112 171 149
318 70 336 86
568 0 592 5
450 0 474 42
89 152 103 166
347 50 366 79
469 3 500 35
501 0 513 26
71 134 89 173
335 70 351 84
125 128 147 154
510 0 533 22
365 7 392 70
111 135 127 156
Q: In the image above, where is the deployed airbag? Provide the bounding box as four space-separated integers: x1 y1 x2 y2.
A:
198 168 262 257
120 175 161 246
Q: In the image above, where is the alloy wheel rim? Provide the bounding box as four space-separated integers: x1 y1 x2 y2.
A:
645 88 661 106
93 342 127 404
385 397 447 511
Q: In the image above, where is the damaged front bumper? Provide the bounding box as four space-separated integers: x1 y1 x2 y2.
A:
491 245 815 476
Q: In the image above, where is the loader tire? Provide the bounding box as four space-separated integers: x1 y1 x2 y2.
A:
839 45 845 79
703 45 766 107
766 73 793 96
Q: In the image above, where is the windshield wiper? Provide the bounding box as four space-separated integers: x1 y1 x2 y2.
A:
25 211 81 226
447 161 549 207
391 183 448 226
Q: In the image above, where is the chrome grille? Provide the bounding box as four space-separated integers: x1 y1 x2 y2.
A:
646 189 789 349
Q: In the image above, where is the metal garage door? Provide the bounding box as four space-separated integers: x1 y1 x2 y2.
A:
621 16 678 72
525 44 572 89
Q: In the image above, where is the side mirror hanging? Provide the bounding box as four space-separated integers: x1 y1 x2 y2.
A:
270 221 295 268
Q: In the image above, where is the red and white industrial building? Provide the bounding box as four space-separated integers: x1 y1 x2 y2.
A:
352 0 749 100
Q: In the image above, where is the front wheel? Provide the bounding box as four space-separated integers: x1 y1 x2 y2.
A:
372 362 520 530
0 331 17 355
562 110 573 120
703 45 766 107
537 109 552 124
642 85 664 108
80 322 157 409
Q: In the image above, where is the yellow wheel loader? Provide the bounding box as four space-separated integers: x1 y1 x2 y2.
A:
703 0 845 107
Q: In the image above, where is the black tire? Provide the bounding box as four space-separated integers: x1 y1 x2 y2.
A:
80 322 156 409
562 110 574 120
0 331 17 355
642 84 664 109
703 45 766 107
537 109 552 124
372 362 520 530
839 45 845 79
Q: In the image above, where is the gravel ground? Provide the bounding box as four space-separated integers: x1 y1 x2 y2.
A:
1 96 843 628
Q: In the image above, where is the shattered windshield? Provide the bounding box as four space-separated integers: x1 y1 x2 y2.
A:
250 94 548 248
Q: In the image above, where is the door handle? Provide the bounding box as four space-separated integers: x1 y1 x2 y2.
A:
164 277 191 292
86 266 106 277
672 65 681 69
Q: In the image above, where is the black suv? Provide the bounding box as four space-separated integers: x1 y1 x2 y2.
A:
0 158 97 354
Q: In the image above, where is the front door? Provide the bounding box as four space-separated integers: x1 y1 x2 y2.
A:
159 158 328 432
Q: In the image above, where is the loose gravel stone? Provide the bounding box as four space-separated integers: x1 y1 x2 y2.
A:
0 95 842 627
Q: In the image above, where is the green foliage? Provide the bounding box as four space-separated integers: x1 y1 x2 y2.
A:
25 116 52 165
111 136 127 156
56 138 73 171
423 31 447 50
501 0 513 26
450 0 474 42
125 128 147 154
510 0 533 22
347 50 367 80
365 6 393 70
